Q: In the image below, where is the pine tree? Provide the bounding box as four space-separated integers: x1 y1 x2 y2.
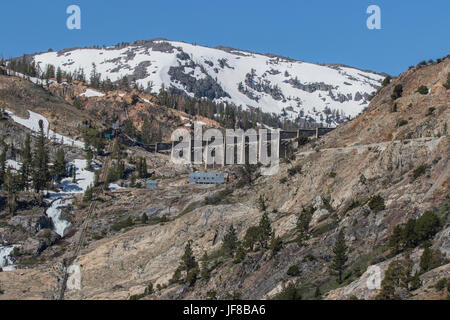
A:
0 150 6 187
200 252 210 280
222 225 238 257
32 120 50 193
409 271 421 291
5 167 18 216
382 75 392 87
419 247 443 273
117 161 125 180
141 158 148 178
297 207 313 246
391 84 403 100
179 240 199 286
243 226 260 251
83 185 93 202
269 234 283 257
20 134 32 190
89 63 101 89
136 157 147 178
141 212 148 224
53 148 66 183
120 76 129 91
56 67 62 83
181 240 197 272
402 219 418 249
72 165 77 183
257 195 267 211
388 225 404 254
330 230 348 283
420 247 433 274
86 149 93 171
94 170 100 187
233 245 247 264
376 256 412 300
258 211 272 248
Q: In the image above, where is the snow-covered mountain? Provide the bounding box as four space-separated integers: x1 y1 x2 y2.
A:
32 39 385 124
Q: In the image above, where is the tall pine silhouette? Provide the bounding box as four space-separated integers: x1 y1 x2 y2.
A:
32 120 50 193
330 230 348 283
20 134 32 190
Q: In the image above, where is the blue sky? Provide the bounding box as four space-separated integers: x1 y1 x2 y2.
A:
0 0 449 75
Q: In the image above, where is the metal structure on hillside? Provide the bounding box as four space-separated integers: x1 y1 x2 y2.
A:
105 125 335 160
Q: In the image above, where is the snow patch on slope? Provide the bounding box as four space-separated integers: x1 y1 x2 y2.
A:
5 109 85 149
79 88 105 98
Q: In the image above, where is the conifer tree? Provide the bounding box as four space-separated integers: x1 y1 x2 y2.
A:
258 211 272 248
330 230 348 283
5 167 18 216
376 255 413 300
243 226 260 251
141 158 148 178
90 63 101 89
257 195 267 211
269 233 283 257
297 207 313 246
117 161 125 180
388 225 403 254
32 120 50 193
222 225 238 257
180 240 199 287
94 170 100 187
181 240 198 272
409 271 421 291
86 149 93 171
53 148 66 183
135 158 142 178
0 150 6 187
83 185 93 202
420 247 433 274
135 157 148 179
72 165 77 183
200 252 210 280
56 67 62 83
20 134 32 190
419 247 443 274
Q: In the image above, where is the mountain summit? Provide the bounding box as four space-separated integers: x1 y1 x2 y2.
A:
31 39 385 125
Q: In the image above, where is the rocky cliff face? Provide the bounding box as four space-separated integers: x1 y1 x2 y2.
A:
0 57 448 300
